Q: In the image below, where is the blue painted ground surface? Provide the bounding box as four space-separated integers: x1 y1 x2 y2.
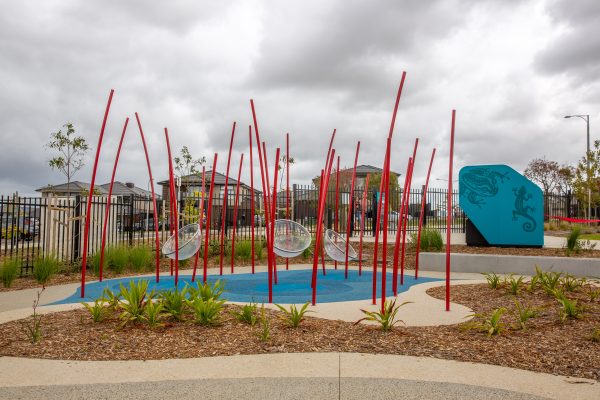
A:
51 269 442 305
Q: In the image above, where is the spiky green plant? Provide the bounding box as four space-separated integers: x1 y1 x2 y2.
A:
540 271 562 295
482 272 502 290
160 288 188 321
1 258 20 288
527 274 540 292
186 279 225 302
143 300 165 328
560 274 585 292
22 288 45 343
81 299 109 323
556 295 584 322
235 240 252 262
259 303 270 341
118 280 153 326
463 307 506 337
275 302 313 328
566 225 582 255
32 255 59 284
101 287 121 311
107 246 129 273
417 229 443 251
511 300 539 330
129 245 153 272
587 287 600 302
231 302 258 325
590 326 600 343
188 297 224 326
255 241 264 260
355 299 412 331
507 275 525 295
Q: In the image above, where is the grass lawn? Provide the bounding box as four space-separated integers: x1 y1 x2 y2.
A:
579 233 600 240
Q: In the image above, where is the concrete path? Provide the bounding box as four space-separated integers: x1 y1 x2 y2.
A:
0 353 597 399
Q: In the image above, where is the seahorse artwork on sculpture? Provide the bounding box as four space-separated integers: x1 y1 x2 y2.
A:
513 186 536 232
460 167 509 207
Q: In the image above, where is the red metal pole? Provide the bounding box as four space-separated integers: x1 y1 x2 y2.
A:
249 126 256 274
400 152 417 286
202 154 218 283
269 148 280 301
393 157 412 295
286 133 290 271
164 127 179 286
415 148 436 278
231 153 244 273
192 166 206 281
359 174 370 276
135 113 162 283
334 156 340 269
99 117 128 282
319 170 326 276
345 142 360 278
446 110 456 311
372 144 389 305
263 141 278 284
80 89 113 298
380 138 392 313
219 122 236 275
311 150 336 305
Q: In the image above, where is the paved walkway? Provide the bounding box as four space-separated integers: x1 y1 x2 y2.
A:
0 353 597 399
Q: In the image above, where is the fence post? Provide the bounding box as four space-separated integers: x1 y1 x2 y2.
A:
566 190 572 218
372 190 377 236
72 195 82 263
128 194 134 245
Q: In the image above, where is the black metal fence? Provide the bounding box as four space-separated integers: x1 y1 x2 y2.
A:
0 188 583 274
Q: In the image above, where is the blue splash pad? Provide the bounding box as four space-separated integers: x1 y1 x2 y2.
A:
52 269 442 305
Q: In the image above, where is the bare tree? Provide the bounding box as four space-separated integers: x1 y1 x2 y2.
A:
46 122 89 195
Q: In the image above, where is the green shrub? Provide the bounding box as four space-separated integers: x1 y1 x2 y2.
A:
160 288 188 321
1 258 20 288
255 241 264 260
511 300 539 330
356 299 412 331
22 288 44 343
259 303 270 341
231 302 258 325
82 299 109 323
463 307 506 336
417 229 443 252
32 255 59 284
556 295 584 321
186 279 225 302
235 240 252 262
482 272 502 290
506 274 525 295
129 245 153 272
539 271 562 295
143 301 165 328
560 274 585 292
566 225 582 255
101 287 121 311
118 280 153 326
188 297 224 326
91 252 103 276
301 242 314 260
590 326 600 343
275 302 313 328
107 246 129 274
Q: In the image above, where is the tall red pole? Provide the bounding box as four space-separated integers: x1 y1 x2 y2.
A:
400 153 417 285
201 155 218 283
248 126 256 274
372 144 389 305
319 170 326 276
231 153 244 273
380 138 392 313
415 148 436 278
446 110 456 311
219 122 236 275
334 156 340 269
99 117 128 282
164 127 179 286
192 166 206 280
286 133 290 271
358 174 369 276
135 113 161 283
268 148 280 302
262 141 277 284
345 142 360 278
311 150 336 305
393 157 412 295
80 89 114 298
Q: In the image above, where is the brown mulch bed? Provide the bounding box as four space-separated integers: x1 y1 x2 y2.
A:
1 282 598 380
3 241 600 293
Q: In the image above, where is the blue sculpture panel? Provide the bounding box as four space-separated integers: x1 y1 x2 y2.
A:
459 164 543 247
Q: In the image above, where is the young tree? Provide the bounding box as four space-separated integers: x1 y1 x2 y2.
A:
366 172 399 192
278 154 295 189
524 157 562 195
572 140 600 216
46 122 89 195
174 146 206 192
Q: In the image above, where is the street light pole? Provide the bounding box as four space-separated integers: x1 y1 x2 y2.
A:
565 114 591 221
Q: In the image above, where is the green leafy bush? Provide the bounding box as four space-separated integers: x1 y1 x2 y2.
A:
506 274 525 295
255 241 264 261
356 299 412 331
539 271 562 295
1 258 20 288
232 302 258 325
417 229 443 252
101 288 121 311
275 302 313 328
160 288 188 321
560 274 585 292
188 297 224 326
118 280 153 326
482 272 502 290
82 299 109 323
129 245 153 272
186 280 225 302
107 246 129 274
143 301 165 328
463 308 506 336
91 252 103 276
511 300 539 330
566 225 582 255
556 295 584 321
33 255 59 284
235 240 252 262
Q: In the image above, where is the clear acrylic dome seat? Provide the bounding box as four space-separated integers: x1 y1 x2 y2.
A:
162 223 202 260
324 229 357 262
272 219 312 258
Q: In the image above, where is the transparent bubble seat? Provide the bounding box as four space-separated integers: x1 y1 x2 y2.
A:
162 223 202 260
272 219 312 258
324 229 357 262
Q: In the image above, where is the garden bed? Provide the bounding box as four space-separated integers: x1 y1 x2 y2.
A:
1 280 598 380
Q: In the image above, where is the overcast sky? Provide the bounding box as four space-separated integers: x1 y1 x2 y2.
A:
1 0 598 196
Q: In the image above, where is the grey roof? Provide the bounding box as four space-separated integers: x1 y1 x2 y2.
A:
36 181 109 195
98 182 156 198
345 164 401 176
158 171 261 193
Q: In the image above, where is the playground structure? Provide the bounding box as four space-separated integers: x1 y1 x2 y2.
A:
77 71 457 312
